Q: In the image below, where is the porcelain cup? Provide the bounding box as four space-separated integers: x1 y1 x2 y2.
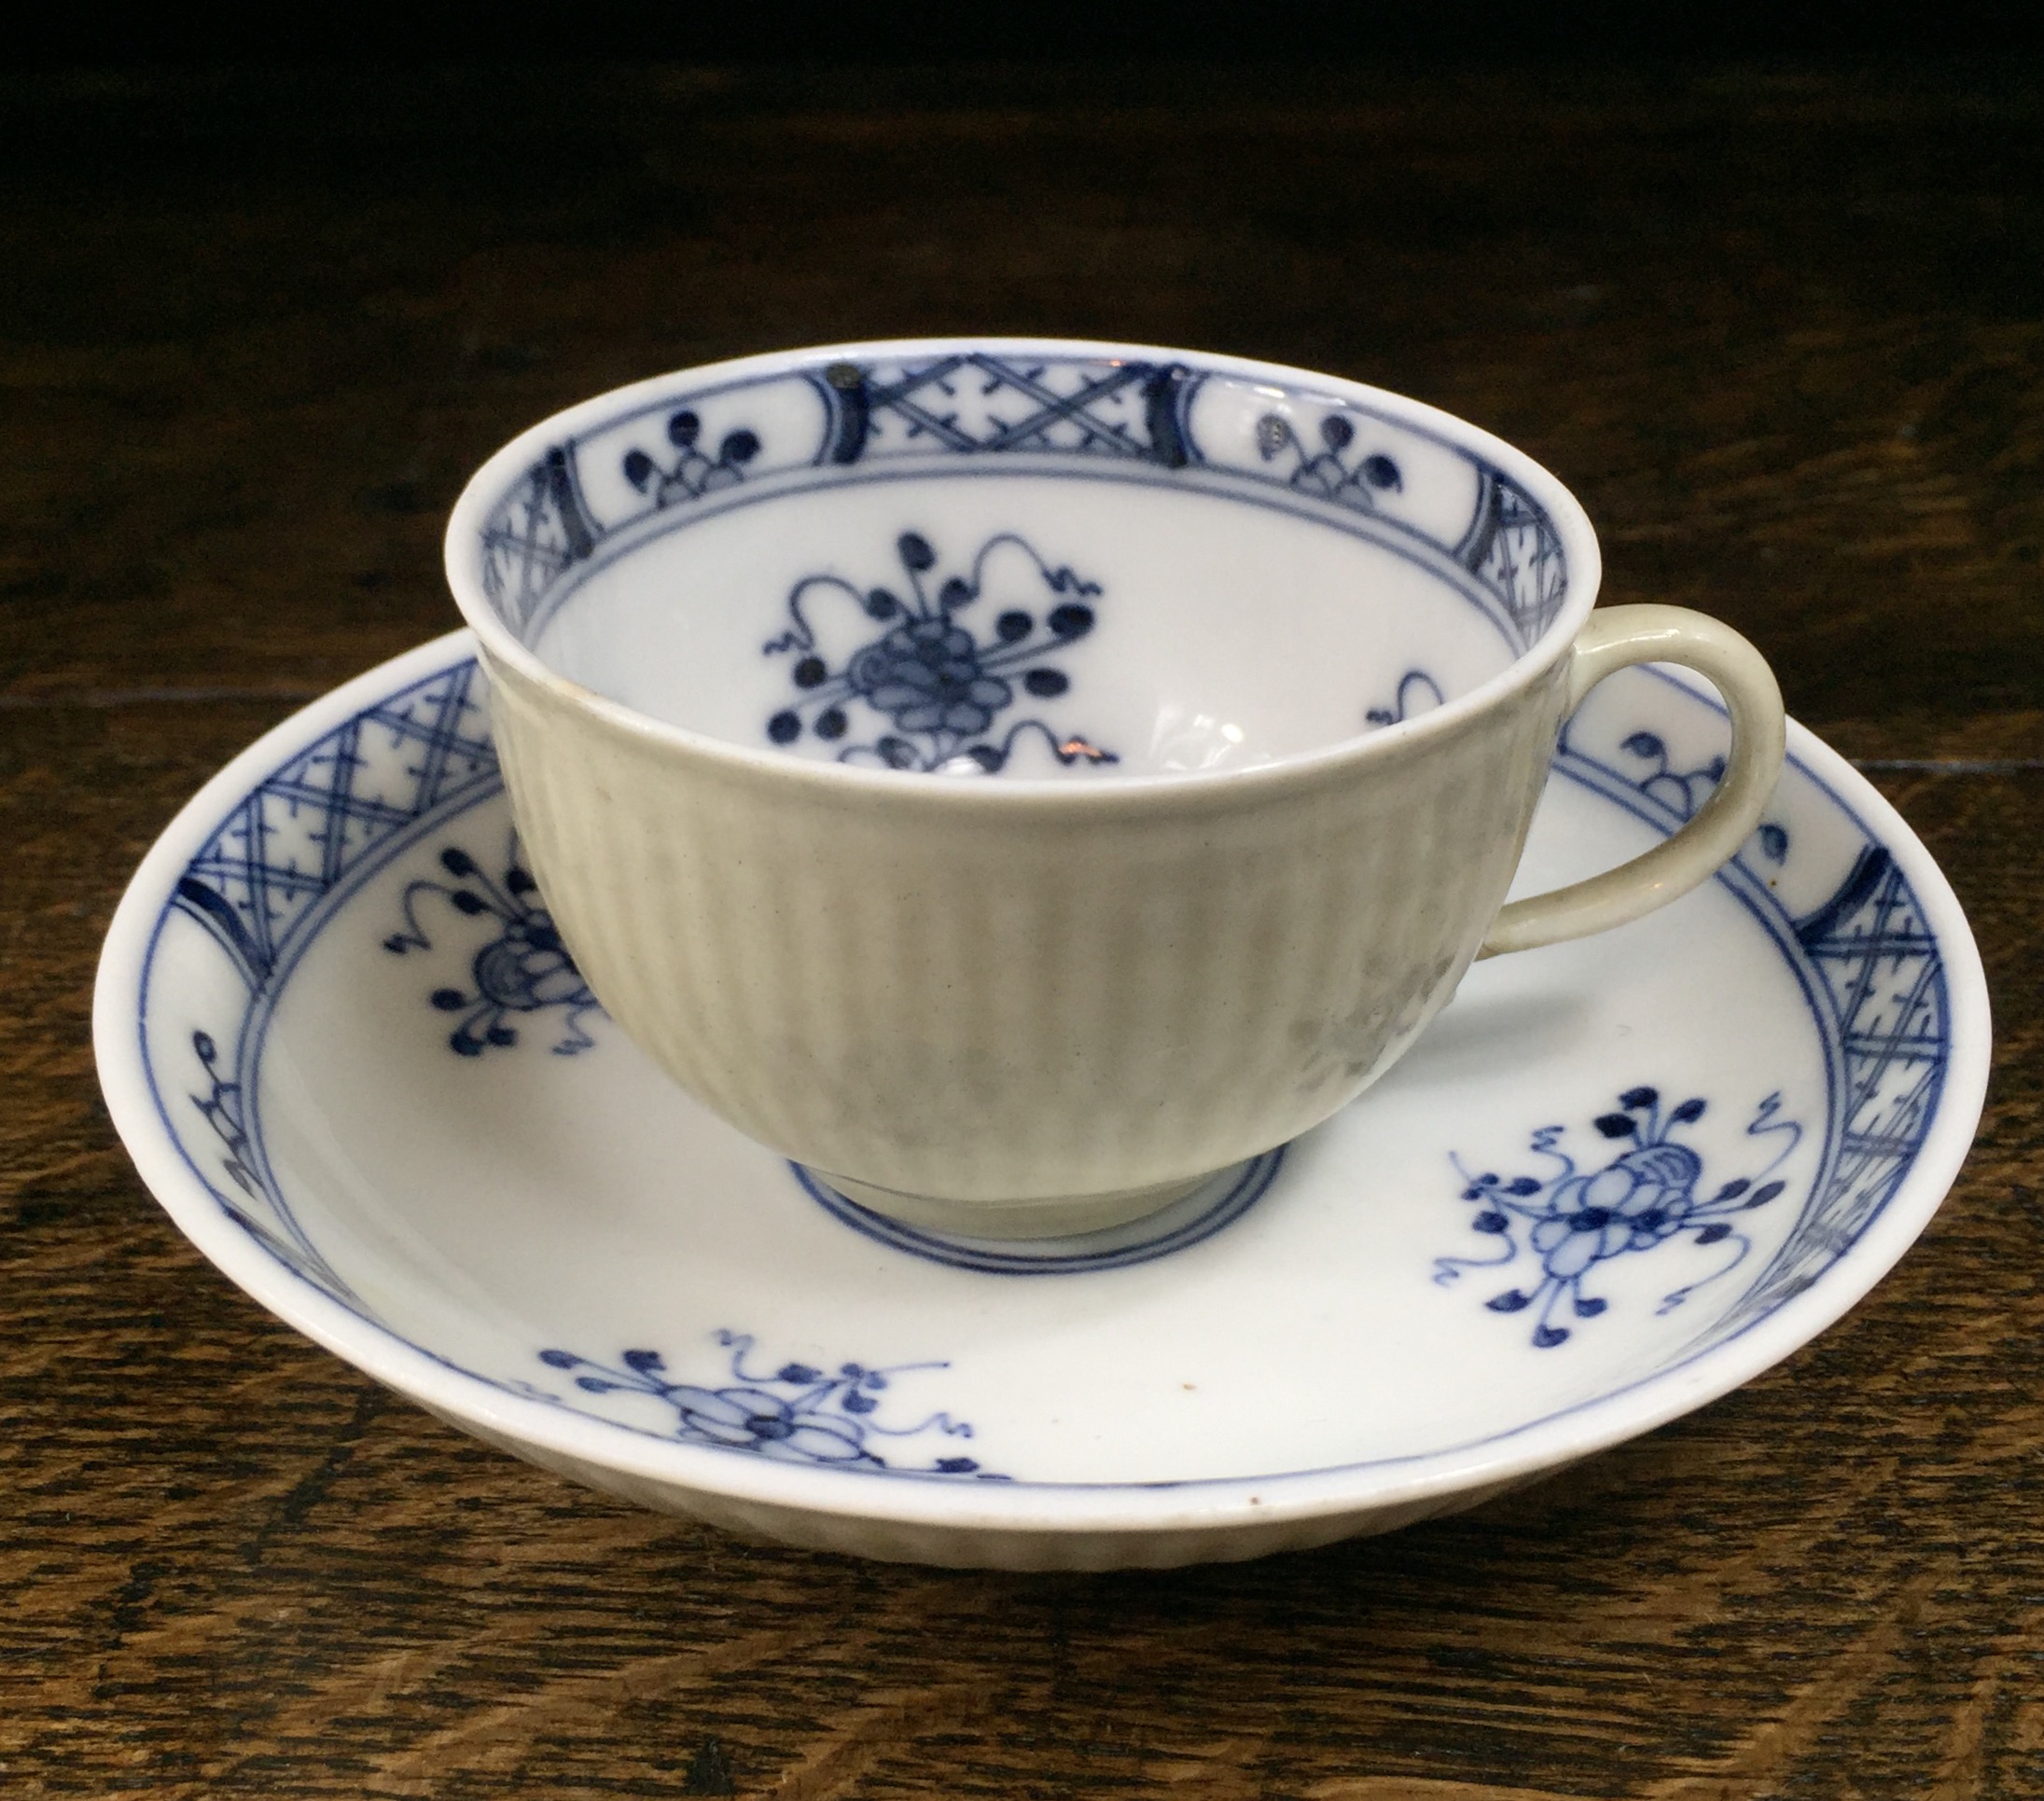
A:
445 338 1785 1239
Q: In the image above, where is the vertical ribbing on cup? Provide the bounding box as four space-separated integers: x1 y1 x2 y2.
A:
492 701 786 1157
1130 828 1275 1179
481 647 1567 1211
1110 855 1202 1182
983 833 1064 1184
914 833 1006 1185
656 784 759 1137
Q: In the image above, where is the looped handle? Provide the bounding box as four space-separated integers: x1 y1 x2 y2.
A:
1481 604 1786 959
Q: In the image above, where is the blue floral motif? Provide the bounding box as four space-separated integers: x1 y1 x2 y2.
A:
620 409 760 508
763 530 1118 773
1620 730 1789 863
1366 669 1446 727
1436 1087 1801 1348
384 839 602 1057
1257 411 1403 509
535 1333 1003 1477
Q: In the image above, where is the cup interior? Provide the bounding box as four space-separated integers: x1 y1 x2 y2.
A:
462 346 1580 777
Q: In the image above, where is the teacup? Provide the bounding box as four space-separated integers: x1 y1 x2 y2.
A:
445 338 1784 1238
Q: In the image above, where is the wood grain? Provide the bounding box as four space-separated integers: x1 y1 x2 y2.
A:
3 62 2041 1799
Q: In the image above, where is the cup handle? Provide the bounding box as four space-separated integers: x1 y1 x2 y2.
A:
1480 603 1787 959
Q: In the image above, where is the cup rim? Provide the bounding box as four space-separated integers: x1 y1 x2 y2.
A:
444 335 1605 800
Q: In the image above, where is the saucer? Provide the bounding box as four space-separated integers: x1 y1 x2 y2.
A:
95 631 1988 1569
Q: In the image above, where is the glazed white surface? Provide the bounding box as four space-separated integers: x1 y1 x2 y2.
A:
96 636 1988 1567
251 806 1822 1485
534 474 1515 774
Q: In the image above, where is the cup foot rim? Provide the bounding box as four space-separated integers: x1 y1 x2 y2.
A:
802 1166 1222 1240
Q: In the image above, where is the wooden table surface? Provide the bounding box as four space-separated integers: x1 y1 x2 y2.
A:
5 62 2040 1798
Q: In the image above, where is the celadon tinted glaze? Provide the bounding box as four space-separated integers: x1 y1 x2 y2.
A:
447 339 1784 1235
481 644 1568 1226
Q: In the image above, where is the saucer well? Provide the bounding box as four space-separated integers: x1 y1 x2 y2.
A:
94 630 1989 1569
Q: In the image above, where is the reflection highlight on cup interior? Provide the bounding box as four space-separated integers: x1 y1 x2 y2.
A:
1148 706 1257 773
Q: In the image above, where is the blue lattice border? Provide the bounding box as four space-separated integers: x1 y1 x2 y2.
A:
475 350 1568 656
157 660 497 1305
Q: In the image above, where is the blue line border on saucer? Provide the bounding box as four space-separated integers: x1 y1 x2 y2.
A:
790 1149 1286 1275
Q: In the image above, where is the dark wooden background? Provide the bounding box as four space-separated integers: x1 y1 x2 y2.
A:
5 59 2042 1798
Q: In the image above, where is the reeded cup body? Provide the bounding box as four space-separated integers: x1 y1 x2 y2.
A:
448 338 1604 1236
484 644 1571 1230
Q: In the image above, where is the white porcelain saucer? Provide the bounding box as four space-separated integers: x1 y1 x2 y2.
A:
95 630 1989 1570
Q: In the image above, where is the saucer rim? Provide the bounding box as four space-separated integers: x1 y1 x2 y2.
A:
94 630 1992 1539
